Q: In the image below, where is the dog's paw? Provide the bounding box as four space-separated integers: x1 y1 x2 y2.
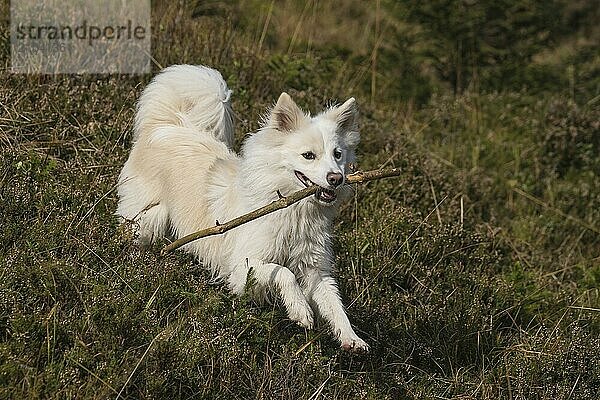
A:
288 305 314 329
340 336 369 353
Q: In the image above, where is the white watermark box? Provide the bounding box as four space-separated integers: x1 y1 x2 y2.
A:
10 0 151 74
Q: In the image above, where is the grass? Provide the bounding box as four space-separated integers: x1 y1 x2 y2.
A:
1 1 599 399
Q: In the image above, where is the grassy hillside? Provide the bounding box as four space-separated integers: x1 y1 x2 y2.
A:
1 1 599 398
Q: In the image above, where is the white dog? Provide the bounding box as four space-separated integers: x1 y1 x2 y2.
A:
117 65 368 351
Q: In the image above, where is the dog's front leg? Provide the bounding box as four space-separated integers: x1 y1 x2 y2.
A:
303 269 369 352
233 259 314 329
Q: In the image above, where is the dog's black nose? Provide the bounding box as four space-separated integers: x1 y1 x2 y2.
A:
326 172 344 187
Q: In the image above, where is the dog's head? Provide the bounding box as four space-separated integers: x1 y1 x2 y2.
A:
260 92 360 206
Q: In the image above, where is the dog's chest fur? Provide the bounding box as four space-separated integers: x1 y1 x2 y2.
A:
264 201 335 274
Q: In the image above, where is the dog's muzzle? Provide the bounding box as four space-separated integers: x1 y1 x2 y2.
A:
294 170 337 204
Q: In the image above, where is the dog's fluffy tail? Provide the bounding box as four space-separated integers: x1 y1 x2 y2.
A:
134 64 234 147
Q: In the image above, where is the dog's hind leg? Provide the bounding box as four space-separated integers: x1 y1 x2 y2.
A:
230 260 314 329
118 197 169 245
133 201 169 245
117 173 169 245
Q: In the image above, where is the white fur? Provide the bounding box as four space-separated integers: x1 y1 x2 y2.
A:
117 65 368 351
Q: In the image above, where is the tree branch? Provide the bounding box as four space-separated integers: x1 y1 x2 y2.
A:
161 167 402 255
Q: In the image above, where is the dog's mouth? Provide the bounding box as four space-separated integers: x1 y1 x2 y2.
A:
294 170 337 204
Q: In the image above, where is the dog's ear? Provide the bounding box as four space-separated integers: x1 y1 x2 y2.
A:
268 92 306 133
334 97 358 133
328 97 360 147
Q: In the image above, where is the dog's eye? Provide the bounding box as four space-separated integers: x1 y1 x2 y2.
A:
301 151 316 160
333 149 342 160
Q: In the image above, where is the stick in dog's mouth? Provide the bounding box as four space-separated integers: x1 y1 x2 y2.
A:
294 170 337 203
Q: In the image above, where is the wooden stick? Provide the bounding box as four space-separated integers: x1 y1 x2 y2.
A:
161 167 402 255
